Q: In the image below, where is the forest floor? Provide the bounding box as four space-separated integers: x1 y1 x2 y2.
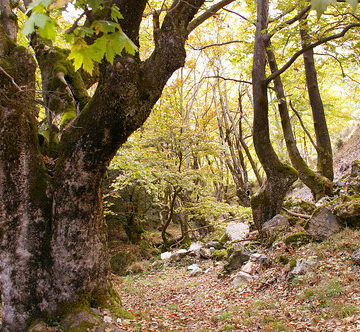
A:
114 228 360 332
111 126 360 332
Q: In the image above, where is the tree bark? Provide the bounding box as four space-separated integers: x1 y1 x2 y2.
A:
0 21 52 330
300 16 334 181
251 0 297 232
266 45 332 201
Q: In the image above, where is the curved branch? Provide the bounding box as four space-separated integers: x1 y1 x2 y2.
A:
187 0 235 33
188 39 248 50
266 23 360 84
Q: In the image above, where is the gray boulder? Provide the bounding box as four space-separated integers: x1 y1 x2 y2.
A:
307 207 342 241
333 199 360 226
232 271 255 286
224 247 251 272
289 258 317 278
262 214 290 241
61 311 101 331
351 248 360 266
189 241 203 256
241 260 258 274
200 247 214 259
225 222 249 241
250 253 270 265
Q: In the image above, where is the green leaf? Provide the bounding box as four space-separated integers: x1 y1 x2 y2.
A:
26 0 52 13
87 0 101 9
38 18 57 40
23 13 37 35
68 38 93 72
311 0 335 18
22 12 56 38
91 20 120 34
111 4 123 22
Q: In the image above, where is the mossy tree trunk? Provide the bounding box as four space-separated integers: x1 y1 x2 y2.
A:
266 45 332 201
251 0 298 232
300 15 334 182
0 0 234 330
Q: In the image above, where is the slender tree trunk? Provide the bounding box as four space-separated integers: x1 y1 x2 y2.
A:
300 16 334 181
251 0 297 232
266 45 332 200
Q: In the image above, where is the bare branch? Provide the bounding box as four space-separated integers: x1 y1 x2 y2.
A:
0 65 22 91
282 207 311 219
65 11 86 34
223 8 254 24
289 100 318 152
188 39 248 50
269 5 311 37
187 0 235 33
206 75 252 85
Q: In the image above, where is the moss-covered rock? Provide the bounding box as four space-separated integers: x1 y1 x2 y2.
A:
223 247 251 273
333 195 360 227
284 232 312 247
289 258 297 270
278 254 289 265
110 250 137 275
283 197 316 216
61 311 101 332
212 249 228 261
262 214 290 244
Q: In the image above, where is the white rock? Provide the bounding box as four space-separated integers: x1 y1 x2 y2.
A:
241 261 256 274
177 249 188 255
103 315 112 323
171 249 188 261
204 267 213 274
232 271 254 286
189 266 202 276
161 251 172 260
189 241 203 256
226 222 250 241
187 263 200 271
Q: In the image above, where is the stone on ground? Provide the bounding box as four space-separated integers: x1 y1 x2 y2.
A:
306 207 342 241
225 222 250 241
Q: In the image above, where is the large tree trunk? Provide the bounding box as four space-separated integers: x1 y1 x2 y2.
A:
251 0 297 232
300 16 334 181
0 0 239 329
266 45 332 201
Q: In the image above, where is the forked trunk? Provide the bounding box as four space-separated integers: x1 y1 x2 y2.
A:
251 0 297 232
266 46 332 201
